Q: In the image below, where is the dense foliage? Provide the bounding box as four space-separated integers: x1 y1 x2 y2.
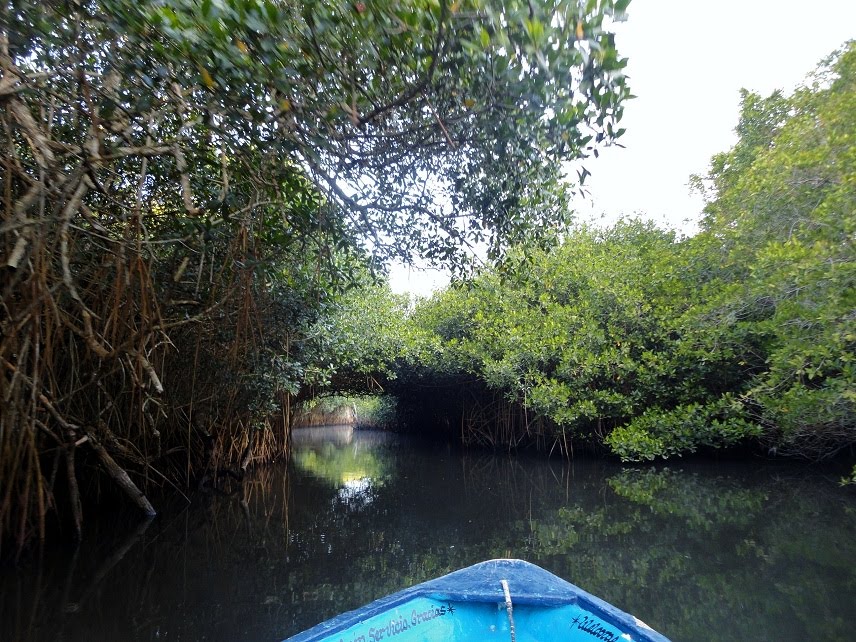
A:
690 44 856 459
395 223 763 454
396 43 855 463
1 0 630 550
37 0 630 265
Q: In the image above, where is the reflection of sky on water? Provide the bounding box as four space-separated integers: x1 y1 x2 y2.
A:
290 427 392 510
336 476 375 508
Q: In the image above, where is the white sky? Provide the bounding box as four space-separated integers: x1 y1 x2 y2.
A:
390 0 856 297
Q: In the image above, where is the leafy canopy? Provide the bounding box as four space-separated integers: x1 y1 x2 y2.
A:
19 0 631 267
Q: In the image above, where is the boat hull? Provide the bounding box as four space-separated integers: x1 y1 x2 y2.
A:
284 559 671 642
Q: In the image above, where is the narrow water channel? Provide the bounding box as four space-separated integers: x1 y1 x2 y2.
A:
2 427 854 641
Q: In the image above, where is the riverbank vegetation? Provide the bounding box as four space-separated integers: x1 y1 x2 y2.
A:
294 395 397 430
263 36 856 480
391 42 855 466
1 0 631 551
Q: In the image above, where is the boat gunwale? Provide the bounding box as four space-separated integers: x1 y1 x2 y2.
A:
283 559 671 642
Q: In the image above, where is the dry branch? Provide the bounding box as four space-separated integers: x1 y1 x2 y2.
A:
8 97 55 168
86 433 157 516
65 446 83 539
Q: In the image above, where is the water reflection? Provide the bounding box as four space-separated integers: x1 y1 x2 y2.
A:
1 430 854 642
290 424 355 448
291 425 391 510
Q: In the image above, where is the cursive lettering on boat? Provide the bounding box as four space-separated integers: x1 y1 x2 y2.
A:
411 603 448 625
571 615 621 641
368 614 411 642
342 601 452 642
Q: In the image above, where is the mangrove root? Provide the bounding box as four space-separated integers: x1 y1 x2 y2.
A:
87 435 157 517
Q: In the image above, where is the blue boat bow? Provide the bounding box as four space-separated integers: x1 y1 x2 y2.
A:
284 559 671 642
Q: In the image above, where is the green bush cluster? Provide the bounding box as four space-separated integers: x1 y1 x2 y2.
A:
389 43 855 461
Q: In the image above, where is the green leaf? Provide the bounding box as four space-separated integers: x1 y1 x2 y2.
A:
480 26 490 48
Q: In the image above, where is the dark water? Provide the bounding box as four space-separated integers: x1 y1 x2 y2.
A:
2 427 855 642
